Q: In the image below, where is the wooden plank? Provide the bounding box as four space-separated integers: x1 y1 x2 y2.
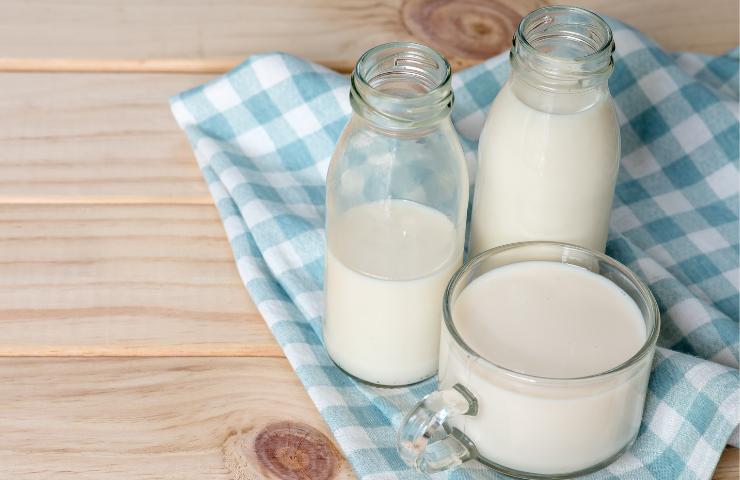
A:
0 0 410 74
0 0 736 75
0 204 280 357
402 0 739 69
0 355 734 478
0 72 211 200
572 0 740 55
714 447 739 480
0 356 354 479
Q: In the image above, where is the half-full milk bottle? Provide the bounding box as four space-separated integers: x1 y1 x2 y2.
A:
470 6 620 255
323 42 468 387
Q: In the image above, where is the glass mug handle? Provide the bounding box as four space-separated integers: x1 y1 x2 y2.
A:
398 384 478 473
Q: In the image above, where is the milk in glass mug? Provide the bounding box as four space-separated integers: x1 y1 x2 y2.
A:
398 242 660 478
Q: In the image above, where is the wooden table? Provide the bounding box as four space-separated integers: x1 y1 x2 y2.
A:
0 1 737 478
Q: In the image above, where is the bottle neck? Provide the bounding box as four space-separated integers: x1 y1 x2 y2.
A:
509 5 614 113
350 42 453 131
509 69 610 114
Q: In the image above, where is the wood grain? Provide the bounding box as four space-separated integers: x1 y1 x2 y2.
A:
570 0 740 55
0 355 733 478
0 204 280 357
402 0 546 69
0 356 354 479
0 0 736 74
229 421 353 479
0 73 210 200
713 447 739 480
0 0 411 74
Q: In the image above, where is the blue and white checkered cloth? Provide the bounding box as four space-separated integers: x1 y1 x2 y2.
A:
171 19 739 480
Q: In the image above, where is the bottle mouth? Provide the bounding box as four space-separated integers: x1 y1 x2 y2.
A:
351 42 453 128
512 6 615 89
356 42 451 97
518 5 613 60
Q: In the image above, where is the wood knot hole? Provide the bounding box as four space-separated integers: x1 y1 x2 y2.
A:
401 0 547 65
254 421 338 480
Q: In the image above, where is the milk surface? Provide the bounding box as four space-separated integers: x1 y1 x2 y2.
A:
324 200 462 386
455 261 645 378
470 82 620 255
440 261 651 475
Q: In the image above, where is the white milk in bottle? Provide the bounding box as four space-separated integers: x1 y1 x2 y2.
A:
323 42 468 386
324 201 462 385
470 7 620 255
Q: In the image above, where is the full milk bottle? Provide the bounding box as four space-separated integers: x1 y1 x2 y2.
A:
470 6 620 254
323 43 468 387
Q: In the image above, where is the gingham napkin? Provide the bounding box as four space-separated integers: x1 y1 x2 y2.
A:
171 19 739 480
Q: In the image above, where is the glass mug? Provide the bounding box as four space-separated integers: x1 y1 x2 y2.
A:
398 242 660 478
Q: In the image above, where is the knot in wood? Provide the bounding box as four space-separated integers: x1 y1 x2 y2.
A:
401 0 546 66
253 421 338 480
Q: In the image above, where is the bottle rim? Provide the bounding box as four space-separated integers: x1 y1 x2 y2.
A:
511 5 615 90
516 5 614 62
350 42 454 128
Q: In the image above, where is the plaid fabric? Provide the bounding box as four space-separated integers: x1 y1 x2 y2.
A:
171 19 739 480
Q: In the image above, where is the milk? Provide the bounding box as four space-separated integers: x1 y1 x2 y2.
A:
440 261 651 475
470 81 620 255
324 200 462 386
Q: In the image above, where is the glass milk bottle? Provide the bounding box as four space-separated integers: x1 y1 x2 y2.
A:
470 6 620 255
323 42 468 387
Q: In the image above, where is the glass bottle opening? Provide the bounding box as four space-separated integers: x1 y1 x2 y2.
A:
519 5 613 59
351 42 453 128
512 6 615 90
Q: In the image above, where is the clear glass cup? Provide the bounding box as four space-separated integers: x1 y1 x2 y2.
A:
398 242 660 477
470 6 620 255
323 42 469 387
